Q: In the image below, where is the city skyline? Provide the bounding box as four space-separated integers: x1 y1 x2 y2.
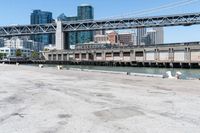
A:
0 0 200 43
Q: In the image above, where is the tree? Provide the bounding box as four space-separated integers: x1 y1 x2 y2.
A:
23 54 27 58
0 53 6 59
16 49 22 57
31 51 39 59
44 48 49 51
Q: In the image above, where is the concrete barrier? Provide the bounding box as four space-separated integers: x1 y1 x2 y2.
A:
57 65 63 70
130 73 163 78
163 71 183 79
68 67 164 78
39 64 44 68
69 68 82 71
82 69 127 75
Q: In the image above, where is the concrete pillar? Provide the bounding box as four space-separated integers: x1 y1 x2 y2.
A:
155 49 159 62
79 52 82 61
67 54 69 61
56 53 59 60
51 53 53 61
157 49 160 61
61 53 64 61
112 51 114 61
185 48 191 62
143 50 146 61
130 50 135 61
86 52 89 60
188 48 191 62
73 53 75 61
120 51 123 61
102 51 105 61
56 21 65 50
171 48 174 62
93 51 97 61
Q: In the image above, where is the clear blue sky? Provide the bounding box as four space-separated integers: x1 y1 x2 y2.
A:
0 0 200 43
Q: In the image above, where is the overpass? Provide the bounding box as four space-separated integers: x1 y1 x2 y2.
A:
0 12 200 49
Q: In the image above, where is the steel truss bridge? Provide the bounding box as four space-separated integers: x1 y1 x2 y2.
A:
0 12 200 37
63 12 200 31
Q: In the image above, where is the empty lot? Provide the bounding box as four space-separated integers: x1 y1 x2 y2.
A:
0 64 200 133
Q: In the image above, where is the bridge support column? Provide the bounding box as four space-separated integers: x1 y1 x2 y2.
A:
56 21 65 50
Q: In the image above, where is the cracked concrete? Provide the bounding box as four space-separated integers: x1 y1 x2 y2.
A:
0 64 200 133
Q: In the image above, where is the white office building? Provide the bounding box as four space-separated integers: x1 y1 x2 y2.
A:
0 47 31 58
4 37 44 52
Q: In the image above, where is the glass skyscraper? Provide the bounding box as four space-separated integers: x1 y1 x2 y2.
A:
57 5 94 49
31 10 53 45
77 4 94 44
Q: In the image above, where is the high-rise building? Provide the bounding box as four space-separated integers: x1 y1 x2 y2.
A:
141 34 151 45
77 4 94 44
57 14 78 49
144 27 164 45
57 13 68 21
57 5 94 49
30 10 53 45
147 30 156 45
77 4 94 20
65 16 78 49
140 27 164 45
137 28 147 45
153 27 164 44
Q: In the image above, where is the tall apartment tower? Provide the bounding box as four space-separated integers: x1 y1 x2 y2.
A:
30 10 53 45
137 28 147 45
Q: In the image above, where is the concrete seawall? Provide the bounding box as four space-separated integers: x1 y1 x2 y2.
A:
68 67 164 78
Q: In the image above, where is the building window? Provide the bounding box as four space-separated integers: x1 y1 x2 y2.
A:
135 51 143 57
